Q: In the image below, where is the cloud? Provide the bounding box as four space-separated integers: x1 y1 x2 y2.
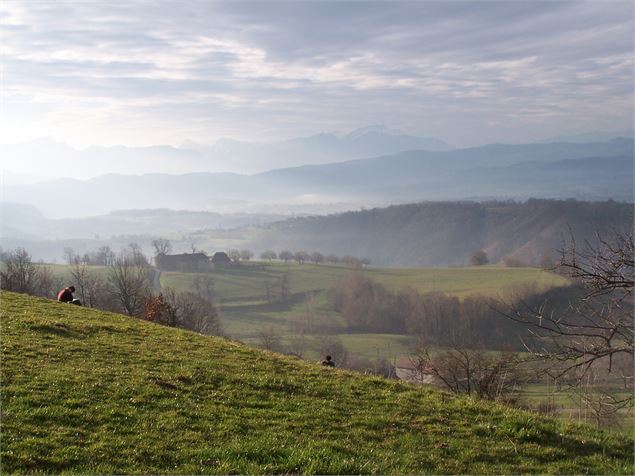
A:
0 0 632 149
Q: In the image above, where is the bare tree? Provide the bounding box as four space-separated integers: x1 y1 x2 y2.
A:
503 228 634 409
240 249 253 261
127 243 149 267
107 255 151 316
293 251 309 264
279 273 290 302
340 255 362 268
412 337 526 401
227 248 241 263
258 327 284 352
152 238 172 256
310 252 324 265
263 281 274 304
1 248 40 294
69 262 104 308
96 246 115 266
325 253 340 264
34 264 64 298
192 274 214 302
287 333 308 358
63 247 78 265
260 250 277 261
279 250 293 262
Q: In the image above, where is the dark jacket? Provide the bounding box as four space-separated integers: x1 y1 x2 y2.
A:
57 288 74 303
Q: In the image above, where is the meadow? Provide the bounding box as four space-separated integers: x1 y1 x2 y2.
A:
2 291 632 474
159 261 568 340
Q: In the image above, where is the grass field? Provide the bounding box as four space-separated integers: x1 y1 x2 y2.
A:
2 291 632 474
161 262 568 305
520 383 634 437
160 262 568 341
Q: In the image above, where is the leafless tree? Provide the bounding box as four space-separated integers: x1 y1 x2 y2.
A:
310 252 324 264
279 273 290 301
96 246 115 266
1 248 40 294
412 337 526 401
502 228 634 410
240 249 253 261
149 287 223 336
69 262 105 308
287 333 308 358
228 248 241 263
34 264 64 298
107 255 151 316
325 253 340 264
127 243 149 267
258 327 284 352
263 281 274 304
279 250 293 262
294 251 309 264
152 238 172 256
192 274 214 302
260 250 277 261
63 247 78 265
340 255 362 268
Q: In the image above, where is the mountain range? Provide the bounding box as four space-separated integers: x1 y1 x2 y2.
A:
1 125 452 182
3 137 632 218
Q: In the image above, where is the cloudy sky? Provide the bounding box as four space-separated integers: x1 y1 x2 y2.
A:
1 0 633 148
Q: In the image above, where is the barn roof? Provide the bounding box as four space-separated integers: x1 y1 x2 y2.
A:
211 251 231 263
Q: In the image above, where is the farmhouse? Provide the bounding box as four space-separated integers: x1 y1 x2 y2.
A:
156 252 210 272
211 251 232 268
394 357 442 386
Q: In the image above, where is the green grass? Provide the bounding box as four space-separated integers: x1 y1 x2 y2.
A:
159 262 568 342
365 265 567 299
520 383 635 437
1 291 633 474
45 263 111 283
161 262 568 305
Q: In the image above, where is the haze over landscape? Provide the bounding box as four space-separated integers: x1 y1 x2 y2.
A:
1 1 634 474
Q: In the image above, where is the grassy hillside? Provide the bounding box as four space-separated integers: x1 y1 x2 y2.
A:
1 291 633 474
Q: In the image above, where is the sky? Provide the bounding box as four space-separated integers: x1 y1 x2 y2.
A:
1 0 633 149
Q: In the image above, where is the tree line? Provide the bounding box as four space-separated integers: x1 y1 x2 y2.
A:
328 272 550 349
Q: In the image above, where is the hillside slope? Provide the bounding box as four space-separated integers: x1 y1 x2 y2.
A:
250 200 633 266
1 292 633 474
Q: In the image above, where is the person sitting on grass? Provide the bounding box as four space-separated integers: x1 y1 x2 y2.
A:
57 286 81 306
321 355 335 367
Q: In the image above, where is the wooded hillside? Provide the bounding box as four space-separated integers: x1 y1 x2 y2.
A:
250 200 633 266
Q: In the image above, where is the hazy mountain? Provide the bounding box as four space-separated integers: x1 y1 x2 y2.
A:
248 200 634 267
536 129 633 144
3 138 632 218
1 126 453 180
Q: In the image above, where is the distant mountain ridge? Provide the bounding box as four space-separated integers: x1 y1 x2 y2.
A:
3 137 632 218
1 126 453 180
